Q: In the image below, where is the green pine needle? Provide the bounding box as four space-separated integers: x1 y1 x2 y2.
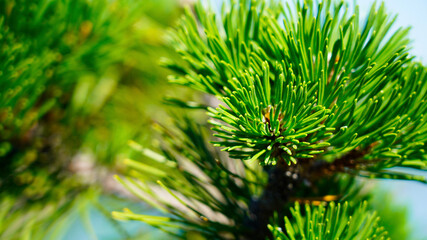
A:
113 118 264 239
269 201 389 240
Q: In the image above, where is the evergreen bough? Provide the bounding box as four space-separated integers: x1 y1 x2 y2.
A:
113 0 426 239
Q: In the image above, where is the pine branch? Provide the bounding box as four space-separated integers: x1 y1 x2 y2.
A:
114 0 426 239
165 0 427 177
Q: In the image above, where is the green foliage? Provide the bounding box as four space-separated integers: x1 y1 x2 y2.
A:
0 0 146 194
165 0 427 181
268 201 388 240
2 0 424 238
113 117 264 239
0 0 182 238
370 192 411 240
0 190 98 240
113 0 427 239
0 0 143 135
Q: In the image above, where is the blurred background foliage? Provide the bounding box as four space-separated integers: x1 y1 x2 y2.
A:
0 0 194 238
0 0 424 239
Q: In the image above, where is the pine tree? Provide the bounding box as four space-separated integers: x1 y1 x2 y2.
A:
113 0 427 239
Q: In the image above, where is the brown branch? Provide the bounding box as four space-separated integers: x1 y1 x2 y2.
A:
243 159 300 240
